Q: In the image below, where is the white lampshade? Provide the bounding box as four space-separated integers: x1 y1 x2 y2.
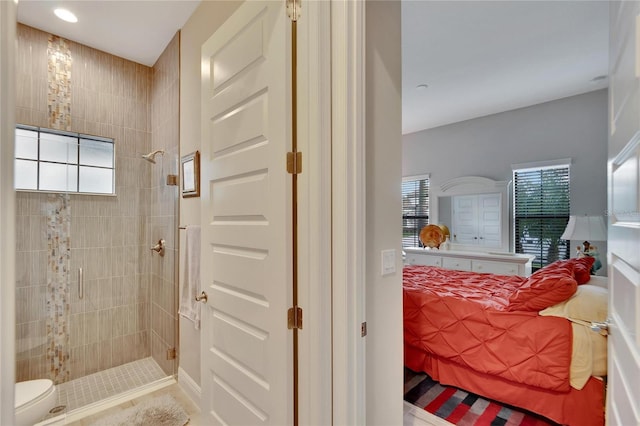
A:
560 215 607 241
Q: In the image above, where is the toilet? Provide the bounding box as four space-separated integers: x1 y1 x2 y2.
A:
15 379 57 426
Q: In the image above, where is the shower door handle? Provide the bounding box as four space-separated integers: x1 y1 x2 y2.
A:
78 267 84 300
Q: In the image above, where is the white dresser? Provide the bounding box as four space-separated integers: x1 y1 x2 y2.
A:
404 248 535 277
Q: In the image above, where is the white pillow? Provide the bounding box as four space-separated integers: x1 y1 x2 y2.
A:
539 284 607 322
585 275 608 289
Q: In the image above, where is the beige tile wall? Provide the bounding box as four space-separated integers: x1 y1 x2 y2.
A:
15 192 49 381
14 24 179 383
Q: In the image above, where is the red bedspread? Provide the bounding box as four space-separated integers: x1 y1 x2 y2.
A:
403 265 573 392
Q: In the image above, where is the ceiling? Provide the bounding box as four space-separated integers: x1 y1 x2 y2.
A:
16 0 200 67
17 1 609 135
402 1 609 134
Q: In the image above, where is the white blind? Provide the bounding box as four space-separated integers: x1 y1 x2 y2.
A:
514 165 570 269
402 177 429 247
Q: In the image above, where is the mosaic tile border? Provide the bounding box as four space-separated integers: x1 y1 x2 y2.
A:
46 194 71 383
47 35 72 130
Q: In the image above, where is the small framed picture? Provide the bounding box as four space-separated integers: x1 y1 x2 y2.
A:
181 151 200 198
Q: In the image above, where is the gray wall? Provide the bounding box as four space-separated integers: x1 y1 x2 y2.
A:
403 89 608 270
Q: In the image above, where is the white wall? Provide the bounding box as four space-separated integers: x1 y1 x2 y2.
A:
178 0 241 392
365 1 404 424
403 89 609 269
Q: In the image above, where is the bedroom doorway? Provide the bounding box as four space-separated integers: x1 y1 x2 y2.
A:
402 2 612 424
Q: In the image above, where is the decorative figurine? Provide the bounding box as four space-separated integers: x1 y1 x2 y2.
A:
578 240 602 274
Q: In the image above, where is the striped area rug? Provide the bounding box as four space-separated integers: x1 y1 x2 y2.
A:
404 369 558 426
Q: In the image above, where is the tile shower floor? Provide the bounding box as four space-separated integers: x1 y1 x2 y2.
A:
52 357 167 414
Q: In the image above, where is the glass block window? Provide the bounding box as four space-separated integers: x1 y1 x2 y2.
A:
15 125 115 195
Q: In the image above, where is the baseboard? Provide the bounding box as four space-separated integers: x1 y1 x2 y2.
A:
178 367 201 407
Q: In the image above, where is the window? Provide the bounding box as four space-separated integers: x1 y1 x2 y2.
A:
15 125 115 195
513 162 570 270
402 175 429 247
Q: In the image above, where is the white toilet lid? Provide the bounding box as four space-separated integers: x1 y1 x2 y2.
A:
15 379 54 410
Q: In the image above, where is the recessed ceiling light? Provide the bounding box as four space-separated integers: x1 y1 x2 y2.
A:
416 84 429 90
590 75 607 83
54 8 78 23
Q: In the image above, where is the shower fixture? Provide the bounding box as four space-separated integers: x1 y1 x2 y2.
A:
166 174 178 186
141 149 165 164
150 239 165 256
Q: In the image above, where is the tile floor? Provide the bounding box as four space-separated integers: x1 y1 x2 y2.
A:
67 383 201 426
43 358 437 426
73 387 430 426
53 357 167 414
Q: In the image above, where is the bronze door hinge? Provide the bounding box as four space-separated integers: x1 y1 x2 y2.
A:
287 151 302 174
288 306 303 329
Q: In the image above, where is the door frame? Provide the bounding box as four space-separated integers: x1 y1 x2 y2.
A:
328 0 367 423
295 1 333 424
0 1 17 424
296 0 366 423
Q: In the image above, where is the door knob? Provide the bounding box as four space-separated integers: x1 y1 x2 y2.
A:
195 291 208 303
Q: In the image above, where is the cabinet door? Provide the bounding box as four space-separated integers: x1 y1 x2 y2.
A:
478 193 501 247
472 259 518 276
452 193 502 247
452 195 478 244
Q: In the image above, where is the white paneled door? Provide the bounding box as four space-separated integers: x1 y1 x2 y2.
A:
478 193 501 247
452 193 501 247
607 2 640 425
452 195 478 245
200 1 291 424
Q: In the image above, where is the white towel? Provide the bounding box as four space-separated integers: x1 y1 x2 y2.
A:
179 225 201 329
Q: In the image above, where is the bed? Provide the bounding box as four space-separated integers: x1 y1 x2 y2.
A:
403 257 607 426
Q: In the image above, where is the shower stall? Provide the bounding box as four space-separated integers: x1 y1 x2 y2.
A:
14 25 181 417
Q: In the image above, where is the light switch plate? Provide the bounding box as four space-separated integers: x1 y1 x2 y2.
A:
381 249 396 276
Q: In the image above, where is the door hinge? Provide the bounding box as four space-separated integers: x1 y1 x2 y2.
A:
166 347 177 360
286 0 301 21
288 306 303 329
361 322 367 337
287 151 302 174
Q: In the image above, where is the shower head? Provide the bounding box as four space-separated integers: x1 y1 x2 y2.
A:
141 149 165 164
